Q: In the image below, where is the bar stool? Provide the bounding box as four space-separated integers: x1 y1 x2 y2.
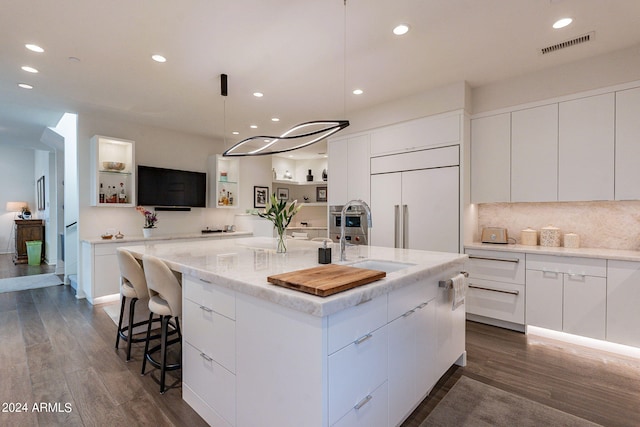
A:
141 254 182 394
115 249 159 361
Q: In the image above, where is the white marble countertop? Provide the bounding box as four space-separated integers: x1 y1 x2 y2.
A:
82 230 252 245
123 237 467 317
465 242 640 262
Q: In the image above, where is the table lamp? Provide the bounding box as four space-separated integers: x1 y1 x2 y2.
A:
6 201 29 219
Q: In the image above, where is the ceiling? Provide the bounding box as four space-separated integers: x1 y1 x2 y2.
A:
2 0 640 155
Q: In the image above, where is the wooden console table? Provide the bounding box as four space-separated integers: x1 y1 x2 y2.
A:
14 219 45 264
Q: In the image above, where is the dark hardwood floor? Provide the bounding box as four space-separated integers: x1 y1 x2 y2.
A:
1 279 639 426
0 253 56 279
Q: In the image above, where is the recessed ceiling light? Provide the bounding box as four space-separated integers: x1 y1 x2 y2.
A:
151 54 167 63
232 131 240 135
553 18 573 29
17 83 33 89
25 44 44 53
271 117 280 122
353 89 364 95
393 24 410 36
253 92 264 98
21 66 38 73
250 125 258 129
288 155 294 158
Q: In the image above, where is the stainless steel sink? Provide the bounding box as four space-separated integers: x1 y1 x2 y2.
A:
347 259 416 273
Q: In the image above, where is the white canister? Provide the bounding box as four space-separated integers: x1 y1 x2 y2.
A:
520 228 538 246
564 233 580 248
540 225 561 247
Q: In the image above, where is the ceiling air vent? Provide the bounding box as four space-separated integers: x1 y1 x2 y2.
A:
540 31 595 55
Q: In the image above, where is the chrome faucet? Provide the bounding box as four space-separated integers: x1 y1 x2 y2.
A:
340 199 372 261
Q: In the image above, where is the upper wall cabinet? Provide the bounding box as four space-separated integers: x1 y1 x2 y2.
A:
511 104 558 202
327 134 370 206
558 93 615 201
369 112 461 156
470 113 510 203
90 135 135 207
615 87 640 200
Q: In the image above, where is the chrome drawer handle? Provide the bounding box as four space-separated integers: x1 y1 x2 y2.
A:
469 284 519 296
354 334 373 345
402 309 415 317
200 352 213 362
417 302 429 309
199 278 212 284
469 255 520 263
568 273 586 279
199 305 213 313
354 394 373 410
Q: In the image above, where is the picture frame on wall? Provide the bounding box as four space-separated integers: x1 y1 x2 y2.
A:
254 186 269 208
316 186 327 202
277 187 289 201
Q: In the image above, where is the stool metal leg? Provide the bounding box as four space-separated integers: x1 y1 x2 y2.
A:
125 297 139 361
160 315 169 394
141 312 154 376
115 295 127 349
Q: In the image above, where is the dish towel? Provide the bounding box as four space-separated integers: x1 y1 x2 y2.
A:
451 273 468 310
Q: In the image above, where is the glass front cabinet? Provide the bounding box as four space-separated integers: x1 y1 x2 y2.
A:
90 135 136 207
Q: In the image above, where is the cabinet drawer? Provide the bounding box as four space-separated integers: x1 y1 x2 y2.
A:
526 254 606 277
328 325 388 426
332 381 388 427
465 278 525 324
465 249 525 284
183 299 236 373
388 280 435 321
563 274 606 340
183 342 236 426
328 294 387 355
184 275 236 320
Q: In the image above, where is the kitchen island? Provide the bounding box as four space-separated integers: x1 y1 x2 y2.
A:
124 237 467 427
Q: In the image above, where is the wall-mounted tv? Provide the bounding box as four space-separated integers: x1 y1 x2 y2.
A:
137 165 207 208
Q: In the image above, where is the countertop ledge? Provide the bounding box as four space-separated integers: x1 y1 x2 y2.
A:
123 237 467 317
465 242 640 262
82 230 252 245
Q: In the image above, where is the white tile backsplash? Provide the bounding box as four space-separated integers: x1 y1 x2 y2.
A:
478 201 640 250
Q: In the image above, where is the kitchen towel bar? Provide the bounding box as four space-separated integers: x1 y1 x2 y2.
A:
439 271 469 289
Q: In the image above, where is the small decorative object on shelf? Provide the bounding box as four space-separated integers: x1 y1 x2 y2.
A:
220 171 228 182
118 182 126 203
316 186 327 202
283 170 293 180
136 206 158 238
306 169 313 182
272 168 277 180
256 193 303 253
322 168 327 181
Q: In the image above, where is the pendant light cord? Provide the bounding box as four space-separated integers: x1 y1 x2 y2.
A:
343 0 347 118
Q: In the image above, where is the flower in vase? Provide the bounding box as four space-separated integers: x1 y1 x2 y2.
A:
256 194 303 252
136 206 158 229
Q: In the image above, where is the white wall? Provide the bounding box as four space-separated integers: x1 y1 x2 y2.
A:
34 149 54 263
0 145 36 254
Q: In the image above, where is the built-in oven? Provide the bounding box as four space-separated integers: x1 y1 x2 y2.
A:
329 205 369 245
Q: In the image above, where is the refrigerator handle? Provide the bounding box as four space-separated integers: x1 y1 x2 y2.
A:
394 205 400 248
402 204 408 249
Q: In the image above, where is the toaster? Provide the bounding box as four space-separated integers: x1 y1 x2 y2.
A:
481 227 508 244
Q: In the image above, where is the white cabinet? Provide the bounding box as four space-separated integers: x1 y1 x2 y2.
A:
370 146 459 253
615 87 640 200
80 241 129 304
90 135 135 207
209 155 239 208
526 254 607 340
606 260 640 347
558 93 615 201
327 134 370 206
470 113 510 203
464 249 526 329
511 104 558 202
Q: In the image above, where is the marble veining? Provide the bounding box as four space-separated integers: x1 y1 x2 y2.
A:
123 237 467 317
478 201 640 250
82 230 252 245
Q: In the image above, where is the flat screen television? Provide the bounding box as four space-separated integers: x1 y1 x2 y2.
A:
137 165 207 208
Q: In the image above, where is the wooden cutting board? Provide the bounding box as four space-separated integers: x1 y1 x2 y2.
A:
267 264 386 297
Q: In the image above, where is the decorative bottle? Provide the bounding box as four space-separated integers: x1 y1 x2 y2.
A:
306 169 313 182
99 183 105 203
322 169 328 181
119 182 126 203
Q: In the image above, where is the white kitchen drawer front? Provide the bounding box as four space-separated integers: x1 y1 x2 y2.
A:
525 270 563 331
332 381 388 427
466 277 525 324
465 249 525 284
328 294 387 355
526 254 606 277
606 260 640 347
184 342 236 426
563 274 606 340
387 279 435 322
328 325 388 426
183 299 236 373
184 275 236 320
